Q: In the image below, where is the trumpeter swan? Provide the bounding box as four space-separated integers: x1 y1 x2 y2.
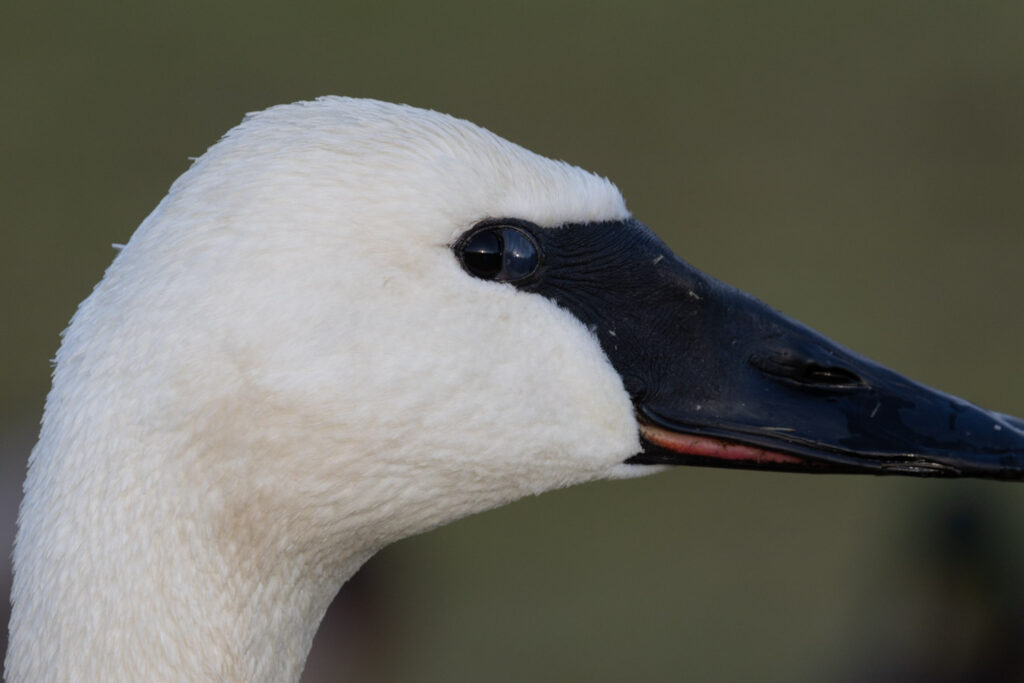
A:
7 97 1024 682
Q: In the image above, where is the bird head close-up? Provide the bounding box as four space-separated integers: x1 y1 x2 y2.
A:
5 97 1024 682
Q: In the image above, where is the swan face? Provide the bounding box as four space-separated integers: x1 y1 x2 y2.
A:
10 96 1024 683
35 97 1024 560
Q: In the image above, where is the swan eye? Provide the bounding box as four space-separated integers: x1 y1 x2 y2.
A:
457 225 539 282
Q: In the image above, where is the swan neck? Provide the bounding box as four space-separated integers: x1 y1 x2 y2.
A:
6 427 371 682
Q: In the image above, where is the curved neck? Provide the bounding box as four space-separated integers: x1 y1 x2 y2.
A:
5 430 372 683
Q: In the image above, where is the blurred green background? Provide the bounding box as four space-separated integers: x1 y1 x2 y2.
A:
3 1 1024 681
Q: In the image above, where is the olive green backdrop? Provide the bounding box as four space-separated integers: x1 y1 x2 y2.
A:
3 1 1023 681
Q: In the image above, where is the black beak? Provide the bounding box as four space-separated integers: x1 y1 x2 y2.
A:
517 219 1024 480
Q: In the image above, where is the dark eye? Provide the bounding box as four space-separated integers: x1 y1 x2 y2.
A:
457 225 539 282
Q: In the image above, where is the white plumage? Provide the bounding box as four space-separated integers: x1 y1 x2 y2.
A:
11 95 1023 683
6 97 649 682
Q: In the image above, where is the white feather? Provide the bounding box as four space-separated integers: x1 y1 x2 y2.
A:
6 97 646 682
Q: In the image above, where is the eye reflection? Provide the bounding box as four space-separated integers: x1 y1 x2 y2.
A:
457 225 540 282
461 230 503 279
499 229 538 280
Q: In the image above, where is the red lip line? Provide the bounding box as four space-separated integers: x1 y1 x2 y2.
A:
639 423 806 466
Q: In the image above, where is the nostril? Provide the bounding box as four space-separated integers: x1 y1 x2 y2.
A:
750 353 867 390
798 363 865 387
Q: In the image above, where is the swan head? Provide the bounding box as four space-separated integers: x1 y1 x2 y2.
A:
45 98 650 559
34 96 1024 554
9 96 1024 682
